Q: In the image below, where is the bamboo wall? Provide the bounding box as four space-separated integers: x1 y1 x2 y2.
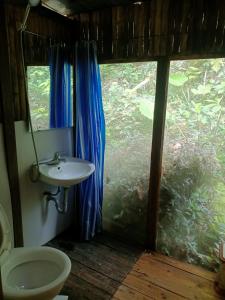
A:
1 0 225 122
0 4 76 122
76 0 225 62
0 88 2 124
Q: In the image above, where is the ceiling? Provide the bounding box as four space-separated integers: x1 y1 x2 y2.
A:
41 0 147 18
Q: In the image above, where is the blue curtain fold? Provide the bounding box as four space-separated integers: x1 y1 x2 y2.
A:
75 41 106 240
49 46 72 128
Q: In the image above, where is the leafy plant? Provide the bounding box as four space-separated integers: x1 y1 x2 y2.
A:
101 59 225 271
27 66 50 130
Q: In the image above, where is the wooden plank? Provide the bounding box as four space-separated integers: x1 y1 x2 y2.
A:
94 232 143 257
76 0 225 61
0 264 3 300
191 0 204 53
172 0 184 54
146 58 170 250
0 4 24 247
113 284 154 300
5 6 23 121
67 244 137 282
70 260 120 295
0 79 2 122
134 255 220 299
179 0 191 54
133 3 145 58
62 273 112 300
123 270 185 299
166 0 175 55
149 0 156 56
50 233 220 300
49 237 139 282
127 4 135 57
150 252 216 282
203 0 218 53
49 232 143 299
100 8 113 59
28 5 75 40
91 240 139 264
51 235 139 266
112 6 128 58
153 0 163 56
24 33 50 66
215 1 225 51
79 13 90 40
159 0 169 56
89 10 99 42
142 1 151 57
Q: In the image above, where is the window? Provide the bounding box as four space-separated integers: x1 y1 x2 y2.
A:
27 66 50 131
157 58 225 271
27 65 73 130
101 62 157 244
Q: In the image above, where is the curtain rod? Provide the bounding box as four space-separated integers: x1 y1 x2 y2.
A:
23 30 74 47
23 30 48 39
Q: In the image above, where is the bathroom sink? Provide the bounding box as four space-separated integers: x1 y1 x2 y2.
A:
38 157 95 187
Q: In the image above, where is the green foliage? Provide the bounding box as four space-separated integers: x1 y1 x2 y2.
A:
138 97 155 120
159 58 225 271
169 72 188 86
27 66 50 130
27 65 73 130
101 62 157 142
101 62 157 243
101 58 225 271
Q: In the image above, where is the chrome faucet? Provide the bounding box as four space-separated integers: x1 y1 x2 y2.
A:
47 152 66 165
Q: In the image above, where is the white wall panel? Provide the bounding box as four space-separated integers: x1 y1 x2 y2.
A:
15 121 75 246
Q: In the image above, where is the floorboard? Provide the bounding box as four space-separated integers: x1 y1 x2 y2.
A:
113 253 222 300
48 232 222 300
48 230 142 299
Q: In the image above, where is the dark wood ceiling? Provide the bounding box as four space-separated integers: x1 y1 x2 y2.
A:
42 0 147 18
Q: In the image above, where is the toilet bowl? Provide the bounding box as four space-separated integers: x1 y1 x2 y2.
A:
0 204 71 300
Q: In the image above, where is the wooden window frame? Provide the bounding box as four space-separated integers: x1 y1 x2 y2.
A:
146 57 170 250
0 4 24 247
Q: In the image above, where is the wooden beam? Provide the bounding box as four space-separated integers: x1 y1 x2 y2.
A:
0 4 24 247
146 57 170 250
99 52 225 65
0 273 3 300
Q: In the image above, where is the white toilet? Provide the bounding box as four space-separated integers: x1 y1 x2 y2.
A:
0 203 71 300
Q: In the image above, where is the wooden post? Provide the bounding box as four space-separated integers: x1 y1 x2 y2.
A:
0 4 24 247
0 272 3 300
146 57 170 251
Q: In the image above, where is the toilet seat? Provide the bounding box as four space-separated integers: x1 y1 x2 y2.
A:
2 246 71 300
0 203 71 300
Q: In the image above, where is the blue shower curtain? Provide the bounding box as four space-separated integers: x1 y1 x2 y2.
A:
49 46 72 128
75 41 105 240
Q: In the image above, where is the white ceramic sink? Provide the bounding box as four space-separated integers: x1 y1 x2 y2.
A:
38 157 95 187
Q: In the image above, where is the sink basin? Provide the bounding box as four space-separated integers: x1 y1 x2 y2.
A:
38 157 95 187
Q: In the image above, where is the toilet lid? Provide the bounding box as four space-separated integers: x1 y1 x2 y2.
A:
0 203 12 265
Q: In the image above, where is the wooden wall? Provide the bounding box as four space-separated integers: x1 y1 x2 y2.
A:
1 0 225 121
0 3 78 248
76 0 225 62
0 4 77 122
0 3 24 247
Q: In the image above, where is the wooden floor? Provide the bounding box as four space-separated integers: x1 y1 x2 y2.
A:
113 252 222 300
48 231 142 299
49 232 222 300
